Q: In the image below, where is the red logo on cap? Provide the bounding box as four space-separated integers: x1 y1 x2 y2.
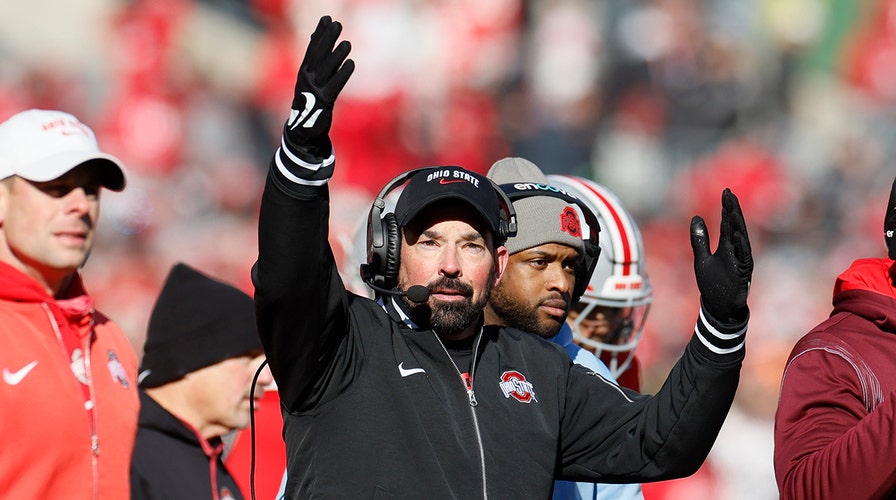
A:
439 178 465 185
44 119 90 138
559 206 581 238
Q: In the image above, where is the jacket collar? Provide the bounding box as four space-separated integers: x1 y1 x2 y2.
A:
380 296 420 329
833 258 896 334
0 261 93 317
138 391 224 458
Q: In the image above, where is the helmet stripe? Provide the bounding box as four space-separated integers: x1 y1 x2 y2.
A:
572 179 635 276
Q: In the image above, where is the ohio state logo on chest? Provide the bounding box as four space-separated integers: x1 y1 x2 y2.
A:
499 370 538 403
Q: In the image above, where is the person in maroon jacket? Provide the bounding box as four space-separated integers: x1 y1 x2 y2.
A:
774 175 896 499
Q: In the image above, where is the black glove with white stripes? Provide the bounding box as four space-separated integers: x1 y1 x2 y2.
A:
277 15 354 184
690 188 753 327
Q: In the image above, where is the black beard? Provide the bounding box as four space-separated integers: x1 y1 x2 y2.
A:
404 271 495 336
489 286 564 339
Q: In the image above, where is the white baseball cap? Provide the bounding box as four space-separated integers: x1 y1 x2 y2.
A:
0 109 126 191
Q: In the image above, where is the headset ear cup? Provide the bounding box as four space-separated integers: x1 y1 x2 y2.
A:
573 241 601 305
573 262 588 305
366 211 384 284
381 213 402 288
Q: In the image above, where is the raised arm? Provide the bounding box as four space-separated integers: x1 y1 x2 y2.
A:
559 188 754 481
253 16 355 410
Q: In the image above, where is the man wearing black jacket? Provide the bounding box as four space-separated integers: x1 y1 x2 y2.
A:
254 16 754 499
132 263 271 500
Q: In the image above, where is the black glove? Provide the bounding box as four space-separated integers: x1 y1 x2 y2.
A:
278 16 355 181
690 188 753 327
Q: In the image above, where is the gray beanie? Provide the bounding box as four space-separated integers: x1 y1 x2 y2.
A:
487 157 585 255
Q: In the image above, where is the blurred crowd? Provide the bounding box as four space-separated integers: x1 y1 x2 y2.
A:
3 0 896 498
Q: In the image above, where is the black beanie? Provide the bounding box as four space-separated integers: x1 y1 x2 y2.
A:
138 262 262 388
886 176 896 260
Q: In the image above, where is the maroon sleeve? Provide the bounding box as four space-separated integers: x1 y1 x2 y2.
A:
774 343 896 499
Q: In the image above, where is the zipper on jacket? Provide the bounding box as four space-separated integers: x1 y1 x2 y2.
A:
465 375 478 406
43 302 100 500
84 313 99 500
433 327 489 499
435 328 482 408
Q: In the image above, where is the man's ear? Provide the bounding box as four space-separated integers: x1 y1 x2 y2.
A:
493 245 508 286
0 179 10 225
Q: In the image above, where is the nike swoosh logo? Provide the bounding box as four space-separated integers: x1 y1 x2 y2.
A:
289 92 317 130
398 362 426 378
4 361 38 385
439 178 464 184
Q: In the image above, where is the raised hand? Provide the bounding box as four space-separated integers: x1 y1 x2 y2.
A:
277 15 355 185
690 188 753 326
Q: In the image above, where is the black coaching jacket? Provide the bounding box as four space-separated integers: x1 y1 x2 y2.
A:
253 165 745 500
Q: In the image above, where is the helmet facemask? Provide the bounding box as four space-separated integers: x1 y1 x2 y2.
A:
569 297 651 378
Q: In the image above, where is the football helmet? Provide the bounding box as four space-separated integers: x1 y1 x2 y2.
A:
546 175 652 379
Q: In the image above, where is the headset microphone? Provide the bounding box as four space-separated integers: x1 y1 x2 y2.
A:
360 264 431 303
375 283 431 303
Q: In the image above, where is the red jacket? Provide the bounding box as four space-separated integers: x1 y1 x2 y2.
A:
775 258 896 499
0 262 139 499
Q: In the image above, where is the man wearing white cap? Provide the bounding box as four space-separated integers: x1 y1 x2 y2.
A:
0 109 138 499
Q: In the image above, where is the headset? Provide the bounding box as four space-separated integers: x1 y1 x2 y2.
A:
498 182 602 304
361 167 518 292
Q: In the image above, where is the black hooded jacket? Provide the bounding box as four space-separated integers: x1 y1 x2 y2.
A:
131 391 244 500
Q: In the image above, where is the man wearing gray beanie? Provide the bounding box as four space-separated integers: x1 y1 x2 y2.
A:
131 263 273 500
486 157 644 500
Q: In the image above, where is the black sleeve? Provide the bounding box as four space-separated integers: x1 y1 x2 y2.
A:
253 161 350 412
129 472 156 500
557 315 744 482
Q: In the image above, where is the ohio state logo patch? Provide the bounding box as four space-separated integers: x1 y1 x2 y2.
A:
559 206 582 238
107 350 130 389
499 370 538 403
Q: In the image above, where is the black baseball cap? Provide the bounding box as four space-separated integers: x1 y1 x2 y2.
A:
394 166 504 237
